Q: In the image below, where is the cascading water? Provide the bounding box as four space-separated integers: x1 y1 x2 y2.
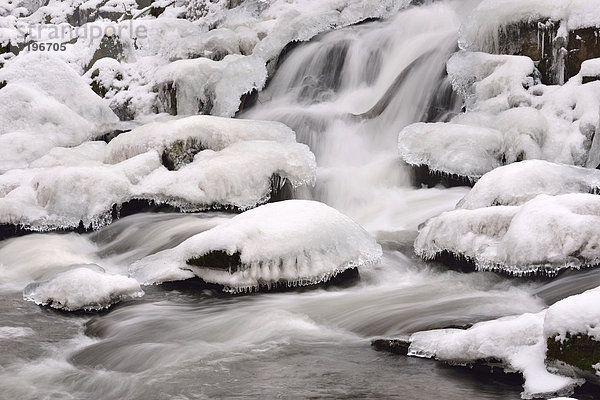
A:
2 1 600 399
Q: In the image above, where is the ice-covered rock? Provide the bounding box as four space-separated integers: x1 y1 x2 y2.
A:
0 116 316 232
458 160 600 210
398 122 504 182
405 286 600 398
130 200 382 293
407 311 583 399
415 193 600 276
23 266 144 311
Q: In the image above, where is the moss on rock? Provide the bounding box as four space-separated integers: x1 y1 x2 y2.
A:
546 333 600 374
161 138 206 170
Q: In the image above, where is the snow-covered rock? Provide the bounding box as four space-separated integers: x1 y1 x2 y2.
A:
0 116 316 231
415 193 600 276
398 122 504 181
407 311 583 399
545 287 600 380
406 286 600 398
130 200 382 293
23 266 144 311
458 160 600 209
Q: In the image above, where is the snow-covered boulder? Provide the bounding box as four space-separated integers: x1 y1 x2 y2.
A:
415 193 600 276
403 286 600 398
407 311 583 399
458 160 600 209
545 287 600 382
0 116 316 232
23 266 144 311
398 122 504 182
130 200 382 293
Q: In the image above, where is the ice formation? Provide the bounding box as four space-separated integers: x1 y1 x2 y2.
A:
416 193 600 276
23 266 144 311
130 200 382 293
0 116 316 231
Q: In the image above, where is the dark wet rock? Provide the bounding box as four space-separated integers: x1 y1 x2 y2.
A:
372 338 411 355
546 333 600 383
155 80 212 115
269 175 294 202
492 21 600 85
85 34 124 73
411 164 474 189
187 250 242 272
161 137 206 170
567 28 600 81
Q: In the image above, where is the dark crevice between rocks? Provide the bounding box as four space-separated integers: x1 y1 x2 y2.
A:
411 165 474 189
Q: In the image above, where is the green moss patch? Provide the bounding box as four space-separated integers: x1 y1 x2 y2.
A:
546 333 600 373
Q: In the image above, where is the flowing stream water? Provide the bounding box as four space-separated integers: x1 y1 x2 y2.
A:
2 1 600 399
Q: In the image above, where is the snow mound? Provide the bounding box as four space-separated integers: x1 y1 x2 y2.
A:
23 266 144 311
0 53 118 171
130 200 382 293
458 0 600 53
459 160 600 209
408 311 582 399
0 118 316 231
415 193 600 276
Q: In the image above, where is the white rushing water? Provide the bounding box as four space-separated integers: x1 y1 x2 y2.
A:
2 1 600 399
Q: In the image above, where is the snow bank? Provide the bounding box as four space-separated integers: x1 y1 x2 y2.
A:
415 193 600 276
459 0 600 53
0 116 316 231
408 311 582 399
458 160 600 209
130 200 382 293
23 266 143 311
0 53 118 171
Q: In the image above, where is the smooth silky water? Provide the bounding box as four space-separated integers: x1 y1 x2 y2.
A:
2 1 600 399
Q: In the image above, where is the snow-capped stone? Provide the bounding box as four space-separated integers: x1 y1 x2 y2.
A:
23 266 144 311
130 200 382 293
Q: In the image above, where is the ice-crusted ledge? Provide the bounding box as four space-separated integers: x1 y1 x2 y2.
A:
23 266 144 312
415 193 600 277
0 116 316 233
130 200 382 293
